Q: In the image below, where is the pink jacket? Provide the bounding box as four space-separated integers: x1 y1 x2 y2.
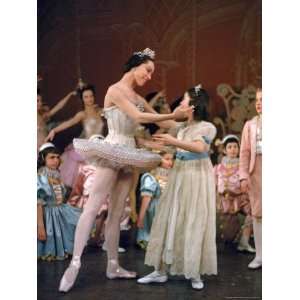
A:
239 116 259 180
214 161 241 194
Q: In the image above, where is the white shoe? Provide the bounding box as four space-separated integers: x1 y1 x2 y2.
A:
102 243 126 253
137 271 168 284
237 243 256 253
248 257 262 269
191 278 204 290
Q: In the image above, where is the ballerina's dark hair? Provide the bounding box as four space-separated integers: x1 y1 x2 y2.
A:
187 85 210 121
124 48 155 73
79 84 96 101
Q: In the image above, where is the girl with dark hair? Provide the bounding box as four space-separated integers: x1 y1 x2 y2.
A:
37 143 81 261
37 90 76 152
58 48 192 292
45 84 107 187
138 84 218 290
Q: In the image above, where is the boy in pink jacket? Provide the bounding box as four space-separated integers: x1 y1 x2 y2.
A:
239 88 262 269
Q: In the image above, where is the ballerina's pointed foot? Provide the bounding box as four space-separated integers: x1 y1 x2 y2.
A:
106 259 137 279
58 258 81 292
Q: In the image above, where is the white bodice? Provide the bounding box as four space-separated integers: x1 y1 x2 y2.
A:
103 103 144 148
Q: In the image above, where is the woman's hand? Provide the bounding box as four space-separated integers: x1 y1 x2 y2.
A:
173 105 194 121
37 226 47 241
45 129 56 142
240 180 249 193
153 133 177 146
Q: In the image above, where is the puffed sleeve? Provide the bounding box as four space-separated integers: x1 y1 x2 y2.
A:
191 122 217 149
140 173 158 198
37 174 49 206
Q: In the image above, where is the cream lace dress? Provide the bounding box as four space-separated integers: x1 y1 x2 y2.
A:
144 121 218 278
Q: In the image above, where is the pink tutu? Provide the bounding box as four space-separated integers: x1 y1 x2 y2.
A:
60 144 84 187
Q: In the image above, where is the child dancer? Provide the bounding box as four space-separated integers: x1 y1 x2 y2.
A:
215 134 255 253
239 88 262 269
138 85 217 290
136 151 174 249
37 143 81 261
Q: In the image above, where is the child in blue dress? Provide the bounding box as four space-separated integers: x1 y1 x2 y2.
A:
136 151 174 249
37 143 81 261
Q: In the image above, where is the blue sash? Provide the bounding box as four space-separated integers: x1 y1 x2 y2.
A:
175 151 209 161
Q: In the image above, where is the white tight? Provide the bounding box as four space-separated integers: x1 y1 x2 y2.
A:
105 171 133 262
72 167 132 265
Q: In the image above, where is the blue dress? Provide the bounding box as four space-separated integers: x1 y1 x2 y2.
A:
137 173 161 244
37 167 82 260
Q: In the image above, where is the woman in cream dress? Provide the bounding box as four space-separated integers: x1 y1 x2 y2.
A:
138 85 217 290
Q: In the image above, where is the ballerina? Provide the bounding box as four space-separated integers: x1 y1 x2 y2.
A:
58 48 192 292
45 84 107 187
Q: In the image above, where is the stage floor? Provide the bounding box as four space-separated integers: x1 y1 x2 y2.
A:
38 231 261 300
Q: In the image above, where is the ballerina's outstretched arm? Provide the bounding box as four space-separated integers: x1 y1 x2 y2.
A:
44 111 85 142
105 87 193 124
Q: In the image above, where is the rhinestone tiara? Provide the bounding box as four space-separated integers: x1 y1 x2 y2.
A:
133 48 155 59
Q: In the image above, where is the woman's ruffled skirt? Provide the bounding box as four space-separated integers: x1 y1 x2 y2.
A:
73 138 161 170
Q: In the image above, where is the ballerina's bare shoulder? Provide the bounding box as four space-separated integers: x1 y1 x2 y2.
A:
104 83 141 109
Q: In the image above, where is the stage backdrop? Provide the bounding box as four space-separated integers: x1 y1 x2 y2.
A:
38 0 261 149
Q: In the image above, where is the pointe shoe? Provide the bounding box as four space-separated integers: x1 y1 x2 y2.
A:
137 271 168 284
248 257 262 269
237 243 256 253
106 260 137 279
58 259 81 292
191 278 204 290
